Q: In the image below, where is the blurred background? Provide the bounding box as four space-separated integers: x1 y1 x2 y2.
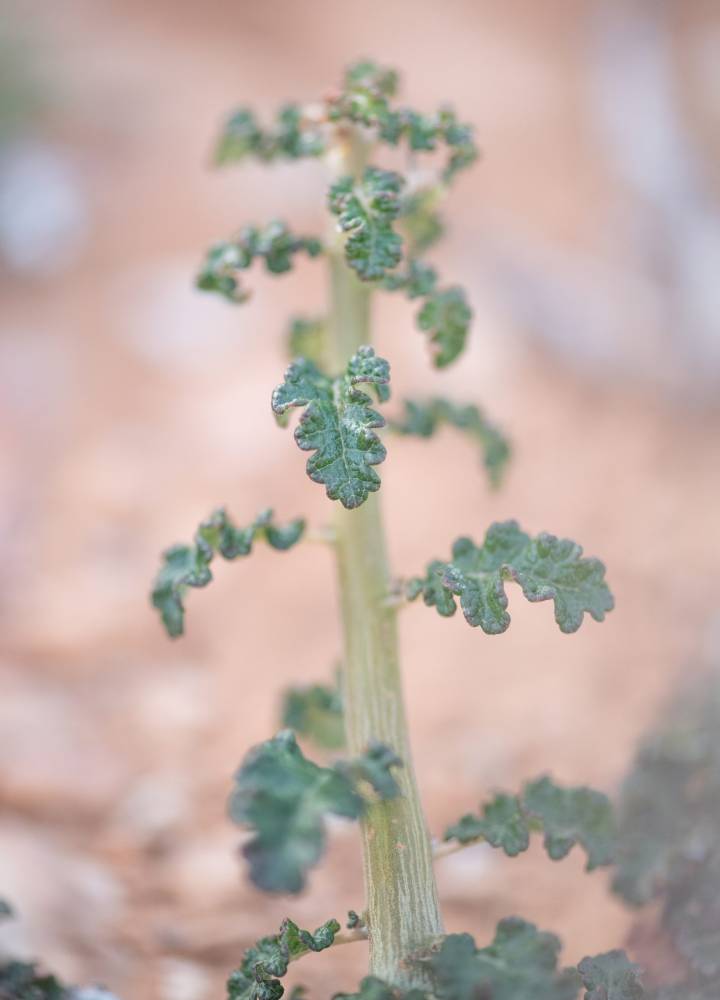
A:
1 1 719 997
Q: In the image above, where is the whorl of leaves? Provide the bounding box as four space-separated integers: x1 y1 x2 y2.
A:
151 507 305 637
226 916 340 1000
196 222 322 302
281 677 345 750
391 398 510 488
443 776 616 871
329 167 404 281
271 346 390 509
408 520 613 635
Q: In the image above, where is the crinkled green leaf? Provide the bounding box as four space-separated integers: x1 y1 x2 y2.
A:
228 731 362 894
523 776 616 870
281 679 345 750
215 104 325 165
408 520 613 635
329 168 404 281
337 743 403 800
196 222 322 303
346 910 365 930
444 793 529 857
577 951 645 1000
151 508 305 637
443 777 615 870
417 287 471 368
271 347 390 509
427 920 580 1000
391 398 510 488
287 316 326 366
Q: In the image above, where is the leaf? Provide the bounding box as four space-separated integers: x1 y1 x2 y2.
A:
151 508 305 637
215 104 325 165
337 743 403 800
444 793 529 857
427 920 580 1000
408 520 614 635
281 679 345 750
329 168 404 281
390 398 510 488
443 777 615 870
417 287 472 368
196 222 322 303
287 316 326 366
576 951 645 1000
523 776 616 870
0 961 68 1000
333 978 398 1000
271 347 390 509
228 731 363 894
399 189 444 256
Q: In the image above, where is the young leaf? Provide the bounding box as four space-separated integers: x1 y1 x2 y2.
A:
151 508 305 638
271 346 390 509
196 222 322 303
576 951 645 1000
228 730 363 894
329 168 404 281
281 679 345 750
417 287 472 368
287 316 326 366
215 104 325 166
408 520 613 635
427 920 580 1000
390 398 510 489
443 777 615 871
336 742 403 800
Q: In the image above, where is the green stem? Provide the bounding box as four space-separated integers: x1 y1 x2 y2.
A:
329 248 444 988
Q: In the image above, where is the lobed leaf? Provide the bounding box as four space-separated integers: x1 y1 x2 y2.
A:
229 731 363 894
577 951 645 1000
390 398 510 488
271 347 390 509
427 920 579 1000
196 222 322 303
281 678 345 750
151 507 305 638
329 168 404 281
417 287 472 368
408 520 613 635
399 188 444 256
215 104 325 166
443 777 615 871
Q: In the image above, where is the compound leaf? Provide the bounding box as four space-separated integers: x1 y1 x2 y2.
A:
151 508 305 638
229 731 363 894
271 347 390 509
329 168 404 281
577 951 645 1000
408 520 613 635
427 920 579 1000
281 679 345 750
443 777 615 871
391 398 510 488
196 222 322 303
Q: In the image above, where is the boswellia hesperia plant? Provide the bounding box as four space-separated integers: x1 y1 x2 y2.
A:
151 62 646 1000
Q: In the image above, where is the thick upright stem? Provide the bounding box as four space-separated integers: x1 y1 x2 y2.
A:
329 248 443 988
